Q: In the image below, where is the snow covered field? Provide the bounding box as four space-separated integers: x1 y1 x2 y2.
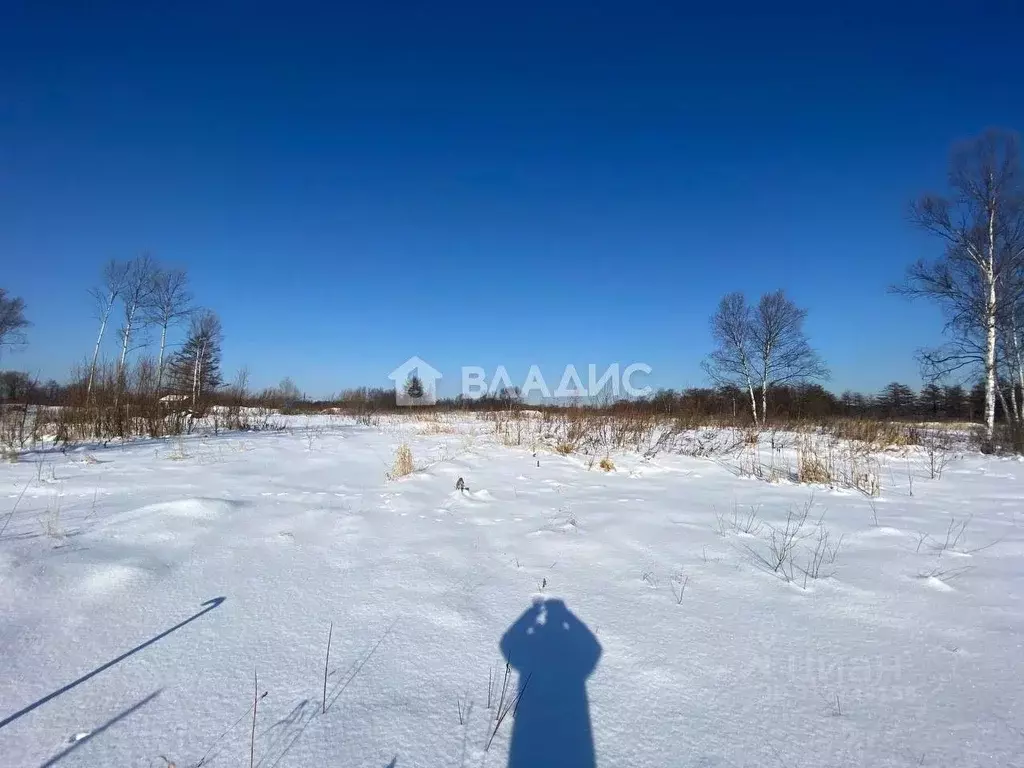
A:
1 416 1022 767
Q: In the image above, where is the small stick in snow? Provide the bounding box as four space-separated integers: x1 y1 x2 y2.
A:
0 476 32 539
495 662 511 721
323 622 333 714
672 574 689 604
487 666 494 710
485 673 531 752
250 668 258 768
194 690 267 766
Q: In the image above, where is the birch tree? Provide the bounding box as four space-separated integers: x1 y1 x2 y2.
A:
116 255 157 376
146 268 192 395
750 290 829 423
704 291 827 425
86 260 129 401
702 292 760 424
897 130 1024 441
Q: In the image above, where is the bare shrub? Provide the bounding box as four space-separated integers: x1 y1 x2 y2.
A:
599 456 615 472
715 502 763 536
918 561 974 584
922 429 957 479
935 516 971 553
743 498 815 582
800 524 843 583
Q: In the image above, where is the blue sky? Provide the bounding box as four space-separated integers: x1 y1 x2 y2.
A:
2 2 1022 397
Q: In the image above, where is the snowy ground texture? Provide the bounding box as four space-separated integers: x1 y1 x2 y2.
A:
1 415 1023 768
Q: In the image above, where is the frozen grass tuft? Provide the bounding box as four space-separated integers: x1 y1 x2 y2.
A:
390 444 414 479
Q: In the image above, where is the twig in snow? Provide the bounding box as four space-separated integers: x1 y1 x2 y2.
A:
485 673 531 752
918 562 974 583
671 572 689 604
487 665 496 711
323 622 333 714
936 516 970 553
250 668 259 768
0 476 32 539
494 662 511 722
818 689 842 717
915 531 930 553
194 690 267 766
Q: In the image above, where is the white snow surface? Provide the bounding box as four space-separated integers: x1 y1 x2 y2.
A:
1 416 1023 767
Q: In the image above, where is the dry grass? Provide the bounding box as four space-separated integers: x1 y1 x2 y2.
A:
797 436 833 484
795 434 880 496
417 422 456 435
390 443 414 478
599 456 615 472
825 419 922 450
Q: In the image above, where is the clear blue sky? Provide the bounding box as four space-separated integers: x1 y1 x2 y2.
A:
2 2 1022 397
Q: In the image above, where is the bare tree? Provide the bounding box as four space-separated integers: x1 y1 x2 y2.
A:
751 290 829 423
896 130 1024 441
703 292 759 424
146 268 192 395
116 255 158 379
704 291 827 425
86 260 130 400
0 289 29 359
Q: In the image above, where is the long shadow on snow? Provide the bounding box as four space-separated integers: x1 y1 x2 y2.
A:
0 597 225 731
37 689 162 767
500 598 601 768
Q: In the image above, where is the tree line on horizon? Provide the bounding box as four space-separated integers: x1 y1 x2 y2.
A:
0 129 1022 447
